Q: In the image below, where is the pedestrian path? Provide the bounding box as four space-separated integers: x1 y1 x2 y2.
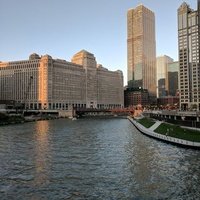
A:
148 121 162 131
181 125 200 131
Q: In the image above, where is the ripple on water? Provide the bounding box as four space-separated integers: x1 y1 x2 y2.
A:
1 118 200 199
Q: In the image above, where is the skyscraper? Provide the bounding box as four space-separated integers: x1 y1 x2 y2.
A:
156 55 174 98
127 4 156 97
178 1 200 110
168 61 179 97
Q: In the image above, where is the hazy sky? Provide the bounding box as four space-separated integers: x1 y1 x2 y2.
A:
0 0 197 84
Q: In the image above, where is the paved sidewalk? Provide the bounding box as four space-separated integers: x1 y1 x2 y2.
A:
181 125 200 131
149 121 162 131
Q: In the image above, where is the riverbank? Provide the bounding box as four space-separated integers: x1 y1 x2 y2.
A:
0 112 127 126
0 113 60 126
128 116 200 149
0 113 24 126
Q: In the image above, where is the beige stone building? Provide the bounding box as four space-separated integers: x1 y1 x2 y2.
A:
0 50 124 110
127 4 156 97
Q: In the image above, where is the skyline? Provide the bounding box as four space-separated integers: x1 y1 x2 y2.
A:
0 0 196 85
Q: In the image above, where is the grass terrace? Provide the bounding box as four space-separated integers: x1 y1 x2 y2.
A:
154 123 200 142
137 117 155 128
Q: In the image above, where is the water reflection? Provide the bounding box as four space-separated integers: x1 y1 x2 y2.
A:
133 140 157 194
34 120 50 186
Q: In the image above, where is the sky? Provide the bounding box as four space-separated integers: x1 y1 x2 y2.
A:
0 0 197 85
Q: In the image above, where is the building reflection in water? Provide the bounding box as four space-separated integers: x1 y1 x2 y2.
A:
34 120 51 186
125 135 163 197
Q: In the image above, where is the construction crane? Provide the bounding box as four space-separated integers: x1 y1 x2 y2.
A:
23 76 33 115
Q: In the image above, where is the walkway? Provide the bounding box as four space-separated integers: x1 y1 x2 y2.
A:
148 121 162 131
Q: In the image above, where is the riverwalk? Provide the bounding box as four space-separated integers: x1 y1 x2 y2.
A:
128 116 200 149
148 121 162 131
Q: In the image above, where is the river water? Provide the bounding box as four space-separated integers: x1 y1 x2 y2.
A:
0 118 200 200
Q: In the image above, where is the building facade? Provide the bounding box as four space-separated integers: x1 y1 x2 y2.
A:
178 1 200 110
168 61 179 96
124 87 149 107
0 50 124 110
156 55 174 97
157 96 179 108
127 4 156 97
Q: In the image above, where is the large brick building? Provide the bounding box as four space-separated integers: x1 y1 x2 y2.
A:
124 87 149 107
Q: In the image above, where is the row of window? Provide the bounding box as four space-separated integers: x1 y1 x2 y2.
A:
26 102 122 110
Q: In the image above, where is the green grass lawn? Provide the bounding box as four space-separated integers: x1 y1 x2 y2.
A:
137 117 155 128
154 123 200 142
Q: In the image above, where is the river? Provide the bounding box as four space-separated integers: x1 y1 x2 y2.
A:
0 118 200 199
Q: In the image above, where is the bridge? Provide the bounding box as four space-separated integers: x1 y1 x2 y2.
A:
75 107 135 117
0 107 137 118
